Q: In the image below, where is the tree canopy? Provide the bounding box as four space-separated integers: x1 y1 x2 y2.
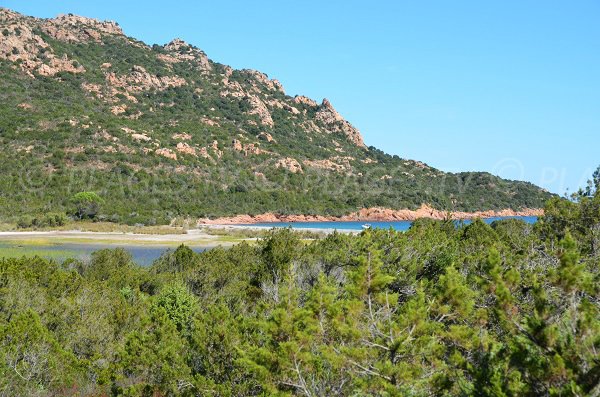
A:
1 190 599 396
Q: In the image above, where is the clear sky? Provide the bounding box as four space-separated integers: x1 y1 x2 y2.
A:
3 0 599 194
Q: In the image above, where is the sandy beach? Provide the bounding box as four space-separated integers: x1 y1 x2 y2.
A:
0 229 230 246
0 224 356 246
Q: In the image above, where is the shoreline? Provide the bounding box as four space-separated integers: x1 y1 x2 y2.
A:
0 225 356 246
0 229 239 247
0 207 542 246
0 226 351 247
198 205 544 225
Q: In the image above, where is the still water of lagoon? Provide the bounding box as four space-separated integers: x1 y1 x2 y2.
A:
0 217 537 265
249 216 538 231
0 243 210 267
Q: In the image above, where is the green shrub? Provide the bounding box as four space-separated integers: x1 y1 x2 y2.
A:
16 212 68 229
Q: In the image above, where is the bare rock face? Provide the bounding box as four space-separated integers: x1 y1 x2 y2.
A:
275 157 303 173
201 117 220 127
42 14 123 43
131 133 151 142
232 139 267 157
299 120 323 135
219 71 275 128
197 147 213 160
219 66 246 98
303 157 353 174
105 65 186 93
202 205 545 225
83 80 137 104
38 54 86 75
231 139 243 152
0 10 86 77
244 70 285 94
155 148 177 160
316 98 366 148
266 98 300 115
220 80 245 99
176 142 197 156
172 133 192 141
121 127 151 142
294 95 318 107
111 104 127 115
257 132 275 143
271 79 285 94
246 95 274 127
161 38 211 72
244 143 268 156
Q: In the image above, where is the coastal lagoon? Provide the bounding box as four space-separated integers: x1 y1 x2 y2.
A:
249 216 539 231
0 242 210 267
0 217 537 265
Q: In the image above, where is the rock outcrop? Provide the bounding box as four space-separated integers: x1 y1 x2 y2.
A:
105 65 187 93
42 13 123 43
155 148 177 160
244 70 285 94
17 102 32 110
0 10 86 77
199 205 545 225
243 143 261 156
266 98 301 115
161 38 211 72
172 133 192 141
231 139 243 152
303 158 353 173
275 157 303 173
316 99 366 148
111 104 127 115
232 139 267 157
257 132 275 143
121 127 151 142
176 142 197 156
294 95 318 107
37 54 86 76
246 95 274 127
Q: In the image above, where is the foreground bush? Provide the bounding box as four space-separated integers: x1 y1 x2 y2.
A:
0 196 599 396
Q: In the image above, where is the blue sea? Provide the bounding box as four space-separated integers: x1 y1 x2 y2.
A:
249 216 538 232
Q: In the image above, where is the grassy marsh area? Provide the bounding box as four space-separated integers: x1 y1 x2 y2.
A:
0 220 188 235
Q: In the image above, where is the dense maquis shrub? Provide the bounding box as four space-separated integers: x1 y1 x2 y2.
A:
16 212 68 229
1 193 599 396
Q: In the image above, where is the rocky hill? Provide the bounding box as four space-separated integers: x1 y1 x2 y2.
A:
0 8 552 224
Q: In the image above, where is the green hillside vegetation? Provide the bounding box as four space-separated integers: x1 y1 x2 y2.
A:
0 9 552 225
0 187 598 396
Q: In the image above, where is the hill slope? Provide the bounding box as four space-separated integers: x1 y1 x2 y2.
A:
0 8 552 224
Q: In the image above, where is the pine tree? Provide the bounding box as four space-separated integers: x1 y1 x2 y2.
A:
115 307 192 396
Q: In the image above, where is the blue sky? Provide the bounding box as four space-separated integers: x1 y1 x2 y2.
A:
4 0 599 194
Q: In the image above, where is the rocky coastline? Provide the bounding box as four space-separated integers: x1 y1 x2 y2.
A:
198 204 544 225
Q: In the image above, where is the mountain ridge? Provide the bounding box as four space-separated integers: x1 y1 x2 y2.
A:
0 8 553 225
